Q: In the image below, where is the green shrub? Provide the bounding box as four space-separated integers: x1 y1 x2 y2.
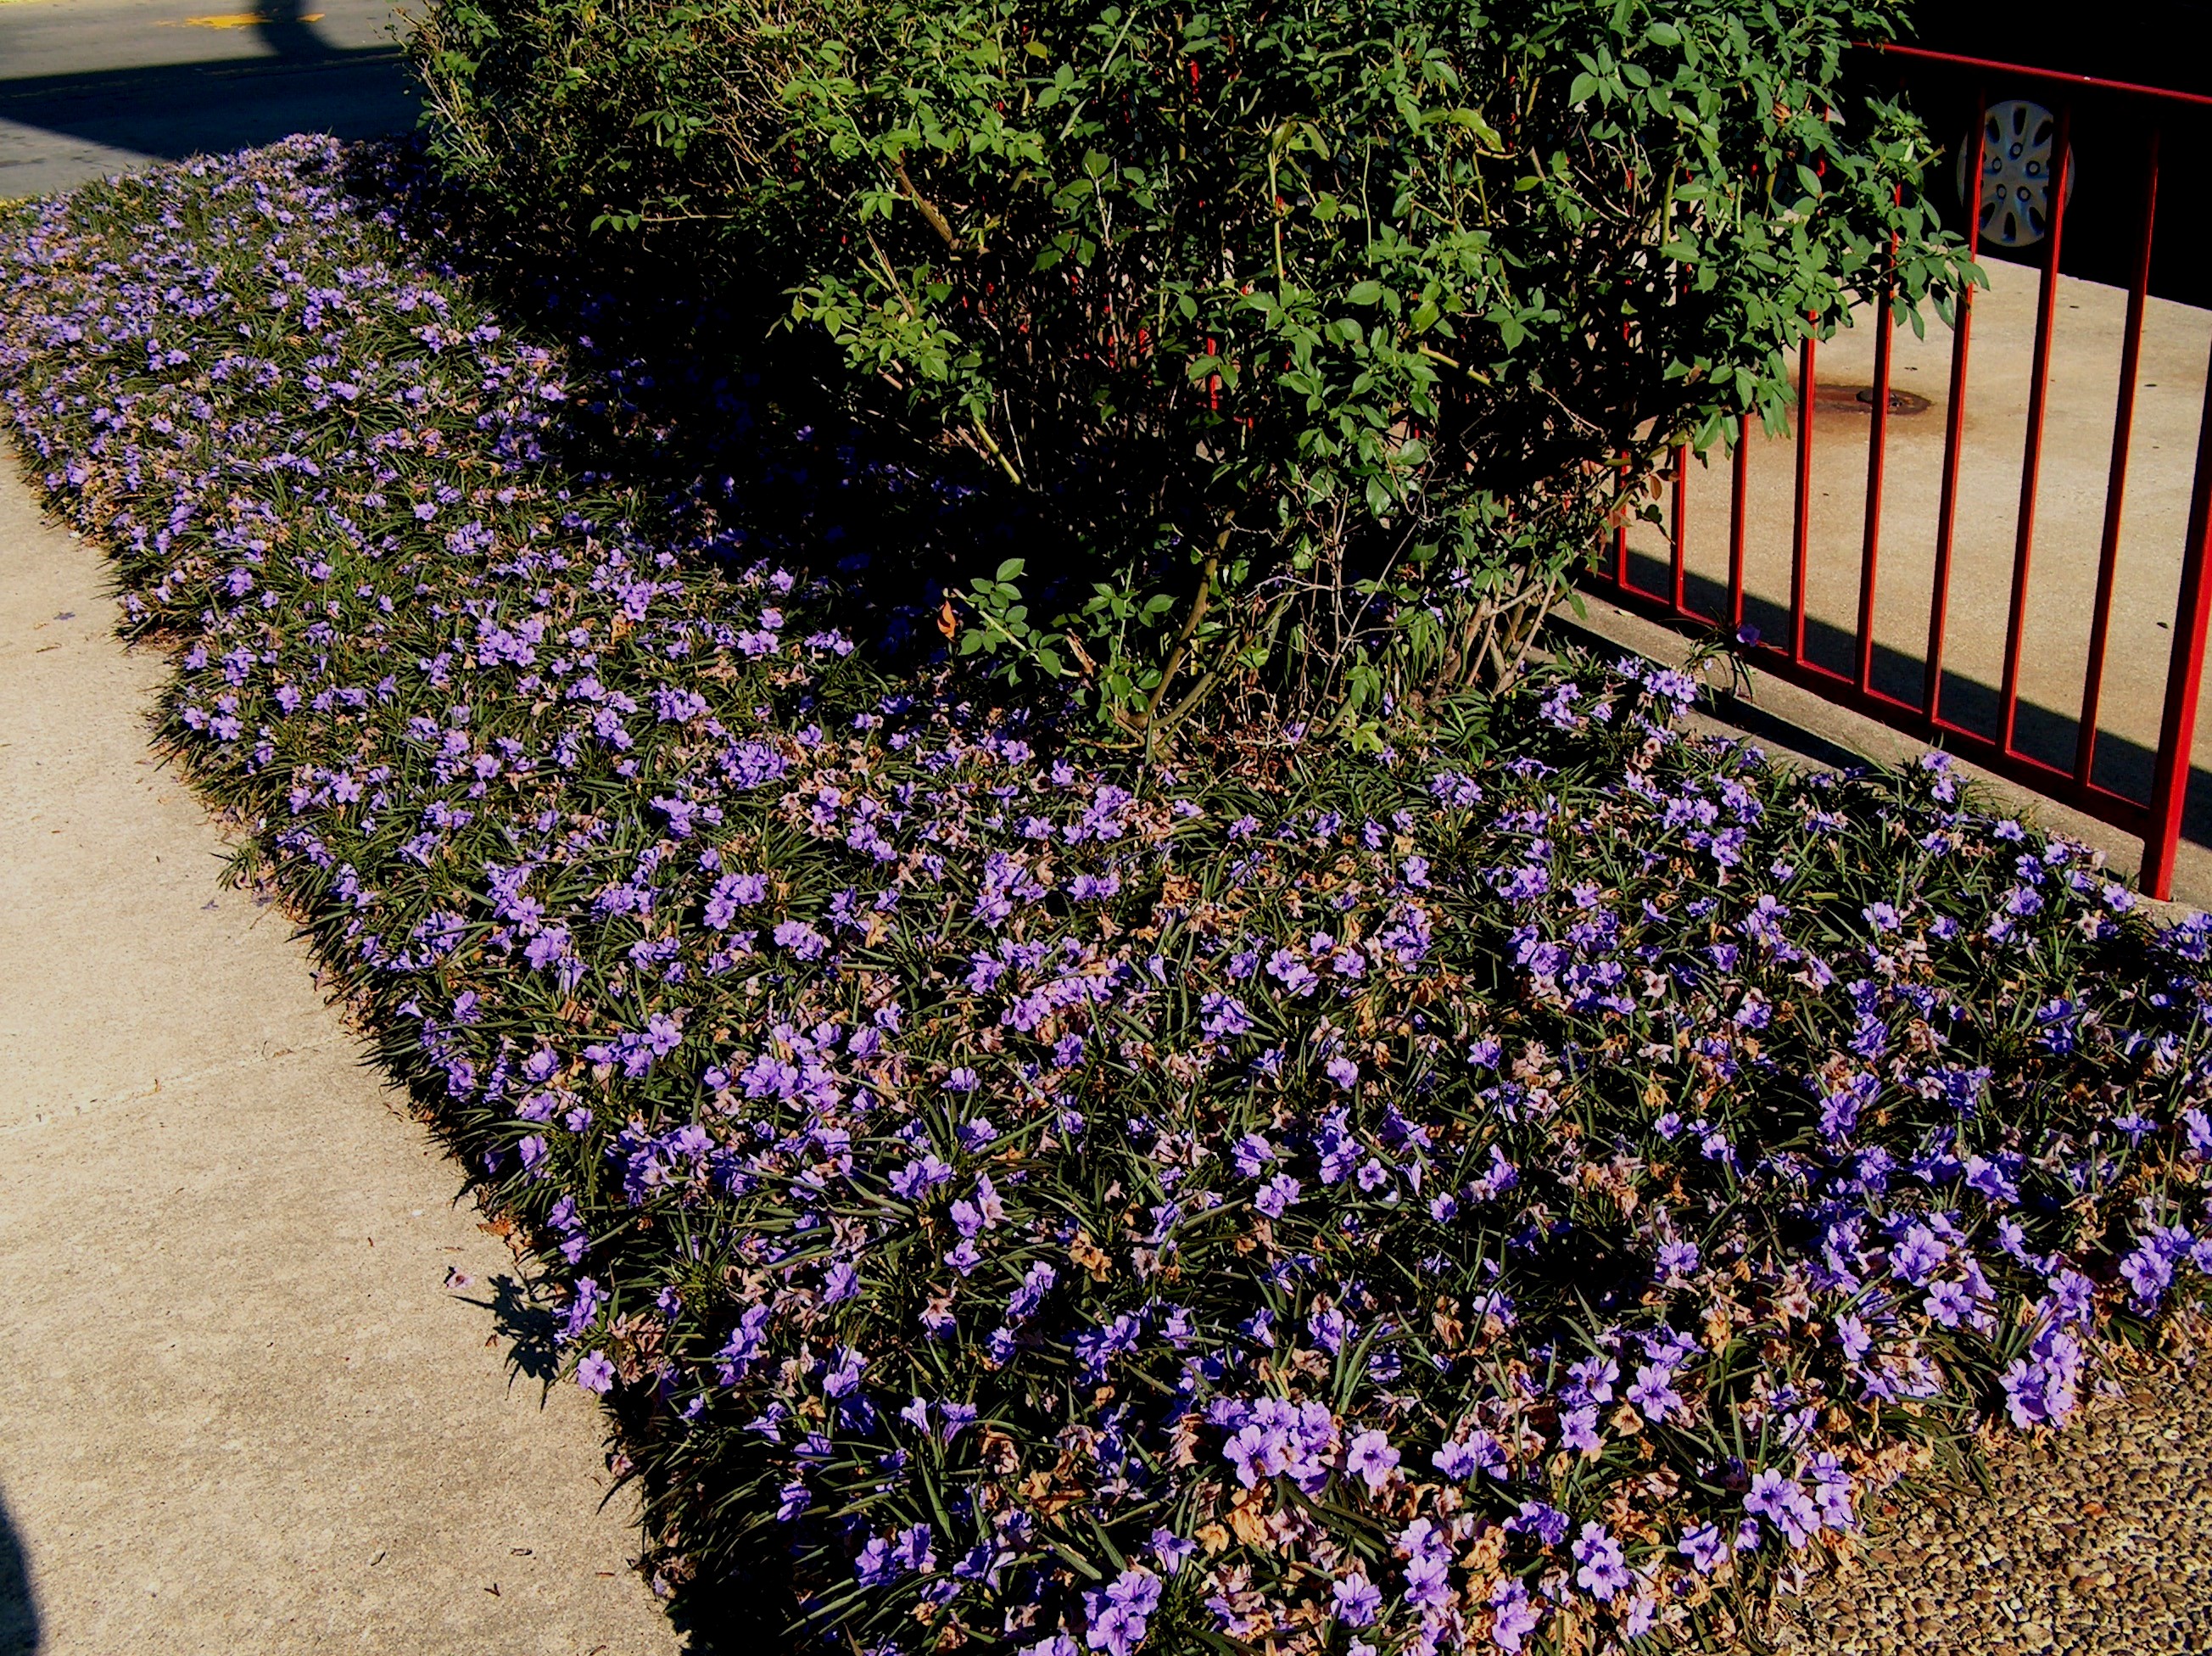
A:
411 0 1967 741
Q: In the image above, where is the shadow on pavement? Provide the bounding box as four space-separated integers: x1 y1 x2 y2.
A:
465 1273 566 1390
0 0 416 171
0 1489 36 1656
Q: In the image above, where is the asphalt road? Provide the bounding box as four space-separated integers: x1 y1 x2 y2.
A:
0 0 416 199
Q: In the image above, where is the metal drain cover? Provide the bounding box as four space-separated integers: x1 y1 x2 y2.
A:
1807 383 1934 417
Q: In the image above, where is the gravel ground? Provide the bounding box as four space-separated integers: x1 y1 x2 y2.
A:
1772 1345 2212 1656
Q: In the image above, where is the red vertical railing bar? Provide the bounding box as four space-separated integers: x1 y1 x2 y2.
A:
1670 441 1689 613
2077 127 2162 785
1613 457 1629 585
2141 329 2212 901
1667 259 1691 619
1790 327 1818 663
1926 91 1989 723
1856 227 1899 695
1728 431 1748 633
1997 103 2074 755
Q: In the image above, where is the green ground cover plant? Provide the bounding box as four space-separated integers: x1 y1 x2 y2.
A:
409 0 1970 742
4 141 2209 1656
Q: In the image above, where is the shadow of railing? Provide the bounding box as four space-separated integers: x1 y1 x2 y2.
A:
0 0 415 180
0 1487 37 1656
1614 547 2212 850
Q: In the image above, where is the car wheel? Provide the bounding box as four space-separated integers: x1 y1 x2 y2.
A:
1956 97 2075 247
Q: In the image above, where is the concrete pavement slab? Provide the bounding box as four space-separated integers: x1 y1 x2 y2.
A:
0 456 682 1654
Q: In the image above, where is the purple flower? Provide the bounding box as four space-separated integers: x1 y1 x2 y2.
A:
1332 1573 1382 1627
1265 949 1318 995
1343 1429 1399 1491
1428 769 1483 808
1431 1432 1503 1482
821 1346 866 1398
1104 1565 1160 1617
1401 1551 1451 1609
1224 1424 1285 1487
1558 1406 1601 1453
1889 1223 1946 1285
1490 1577 1542 1651
1085 1603 1141 1656
1835 1315 1873 1362
575 1351 615 1393
1254 1172 1301 1218
1078 1573 1159 1656
1626 1362 1684 1423
1148 1529 1197 1576
1572 1521 1630 1601
1746 1468 1819 1547
1680 1522 1729 1575
2120 1243 2175 1309
1201 992 1254 1040
1508 1501 1569 1547
772 919 828 960
1923 1278 1973 1328
854 1535 897 1586
892 1523 936 1575
704 870 768 927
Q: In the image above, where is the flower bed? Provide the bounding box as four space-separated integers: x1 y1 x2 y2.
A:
6 139 2211 1656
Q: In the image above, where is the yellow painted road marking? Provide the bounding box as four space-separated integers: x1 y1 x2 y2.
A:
162 10 325 25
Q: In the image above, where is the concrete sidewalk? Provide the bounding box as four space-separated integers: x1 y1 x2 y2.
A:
0 459 680 1653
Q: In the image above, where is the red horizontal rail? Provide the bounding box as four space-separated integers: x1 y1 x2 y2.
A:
1870 42 2212 113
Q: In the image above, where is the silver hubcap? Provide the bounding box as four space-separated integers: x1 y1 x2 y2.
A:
1959 98 2073 249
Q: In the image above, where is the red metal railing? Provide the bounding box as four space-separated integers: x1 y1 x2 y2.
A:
1587 45 2212 900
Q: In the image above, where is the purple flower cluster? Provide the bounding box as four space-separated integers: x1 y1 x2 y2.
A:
8 141 2212 1656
